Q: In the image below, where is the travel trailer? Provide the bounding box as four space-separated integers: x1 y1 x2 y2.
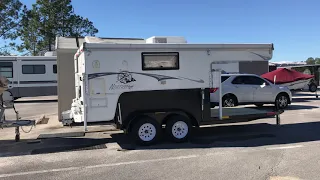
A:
0 56 57 99
61 36 283 145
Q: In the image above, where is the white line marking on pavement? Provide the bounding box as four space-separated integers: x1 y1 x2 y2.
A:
0 154 199 178
267 145 303 150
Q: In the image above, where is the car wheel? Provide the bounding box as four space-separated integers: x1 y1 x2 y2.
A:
275 94 289 109
131 116 161 145
309 83 317 92
165 115 191 143
222 95 237 107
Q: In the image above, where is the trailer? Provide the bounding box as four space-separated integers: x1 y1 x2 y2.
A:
61 36 282 145
0 56 57 99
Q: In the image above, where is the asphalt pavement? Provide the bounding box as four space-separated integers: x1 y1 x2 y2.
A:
0 92 319 180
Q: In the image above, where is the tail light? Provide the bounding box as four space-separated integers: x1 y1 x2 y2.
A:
209 88 219 93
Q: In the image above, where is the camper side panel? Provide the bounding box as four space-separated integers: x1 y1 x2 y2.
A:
84 50 212 122
83 48 271 123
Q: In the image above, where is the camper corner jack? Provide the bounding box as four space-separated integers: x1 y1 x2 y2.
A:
0 97 36 142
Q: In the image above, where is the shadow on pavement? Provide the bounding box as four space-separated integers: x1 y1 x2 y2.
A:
292 97 320 103
248 104 319 111
0 138 110 157
292 92 319 97
112 121 320 150
2 121 320 157
14 99 58 104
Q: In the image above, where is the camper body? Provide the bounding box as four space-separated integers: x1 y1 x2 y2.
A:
64 39 280 145
0 56 57 98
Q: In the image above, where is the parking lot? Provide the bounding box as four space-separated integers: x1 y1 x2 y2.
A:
0 91 319 180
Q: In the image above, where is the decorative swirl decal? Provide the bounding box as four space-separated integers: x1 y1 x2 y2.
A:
88 71 204 83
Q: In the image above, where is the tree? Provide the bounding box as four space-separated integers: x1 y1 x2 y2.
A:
17 0 98 55
315 58 320 64
0 0 23 39
306 57 315 65
0 0 24 55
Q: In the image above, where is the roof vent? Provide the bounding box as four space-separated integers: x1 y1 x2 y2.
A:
146 36 187 44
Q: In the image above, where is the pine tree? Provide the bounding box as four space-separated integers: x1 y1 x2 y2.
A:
18 0 98 55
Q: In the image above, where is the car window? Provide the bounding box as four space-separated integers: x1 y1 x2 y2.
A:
221 76 230 83
245 76 269 85
231 76 244 84
232 75 269 85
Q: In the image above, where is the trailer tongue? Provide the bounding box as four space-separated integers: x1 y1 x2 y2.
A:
0 76 35 141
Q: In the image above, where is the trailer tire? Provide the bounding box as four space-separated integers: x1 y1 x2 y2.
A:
131 116 161 146
165 115 191 143
309 83 317 92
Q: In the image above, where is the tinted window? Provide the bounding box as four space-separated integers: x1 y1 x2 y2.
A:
53 64 57 74
221 76 230 83
0 62 13 78
232 76 245 84
247 76 267 85
22 65 46 74
232 75 268 85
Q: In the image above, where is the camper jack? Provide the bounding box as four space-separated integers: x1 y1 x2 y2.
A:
0 90 35 142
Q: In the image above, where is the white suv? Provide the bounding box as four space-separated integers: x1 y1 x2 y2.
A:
210 74 292 109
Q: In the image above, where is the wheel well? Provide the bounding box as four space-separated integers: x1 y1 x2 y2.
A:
223 93 238 104
276 92 291 103
126 114 150 133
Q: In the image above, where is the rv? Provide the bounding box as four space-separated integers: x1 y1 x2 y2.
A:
62 36 282 145
0 56 57 99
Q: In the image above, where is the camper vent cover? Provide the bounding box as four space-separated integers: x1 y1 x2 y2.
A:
154 38 167 43
146 36 187 44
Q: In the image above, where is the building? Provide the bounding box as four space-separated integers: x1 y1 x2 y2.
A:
55 36 271 120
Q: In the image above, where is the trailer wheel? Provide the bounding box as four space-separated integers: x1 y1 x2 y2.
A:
165 115 191 143
309 83 317 92
131 116 161 145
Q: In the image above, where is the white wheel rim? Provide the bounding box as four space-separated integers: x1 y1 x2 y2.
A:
138 123 156 142
171 121 189 139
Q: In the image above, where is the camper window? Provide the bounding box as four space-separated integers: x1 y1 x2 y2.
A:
0 62 13 78
142 52 179 70
22 65 46 74
53 64 57 74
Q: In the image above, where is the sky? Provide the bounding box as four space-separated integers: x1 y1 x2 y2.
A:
15 0 320 62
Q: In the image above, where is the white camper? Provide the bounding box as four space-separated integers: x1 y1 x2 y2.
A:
0 56 57 99
62 37 282 145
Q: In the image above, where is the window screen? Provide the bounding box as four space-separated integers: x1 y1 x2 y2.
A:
53 64 57 74
22 65 46 74
142 52 179 70
0 62 13 78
